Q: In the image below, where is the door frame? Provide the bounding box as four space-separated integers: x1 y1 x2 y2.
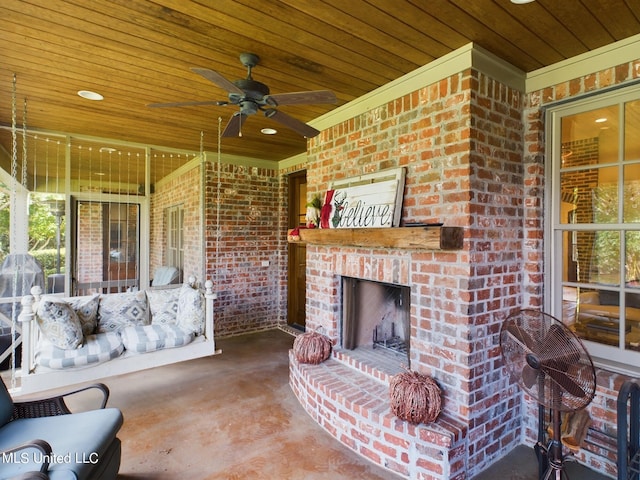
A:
287 171 307 328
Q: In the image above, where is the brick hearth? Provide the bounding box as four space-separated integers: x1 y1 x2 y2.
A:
290 348 468 479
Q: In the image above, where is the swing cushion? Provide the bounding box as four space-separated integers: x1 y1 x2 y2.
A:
120 324 195 354
36 332 124 370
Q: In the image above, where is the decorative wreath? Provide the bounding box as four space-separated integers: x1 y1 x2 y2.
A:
389 368 442 424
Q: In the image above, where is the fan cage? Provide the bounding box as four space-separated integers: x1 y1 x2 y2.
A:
500 309 597 412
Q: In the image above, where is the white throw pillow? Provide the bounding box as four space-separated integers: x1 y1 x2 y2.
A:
147 288 181 325
176 283 205 335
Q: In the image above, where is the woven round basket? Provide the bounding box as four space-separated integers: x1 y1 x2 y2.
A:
292 331 332 364
389 369 442 424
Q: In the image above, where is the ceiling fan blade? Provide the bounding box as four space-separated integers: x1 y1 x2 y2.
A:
191 67 245 95
267 90 336 106
147 100 227 108
264 109 320 138
544 366 587 398
222 113 248 137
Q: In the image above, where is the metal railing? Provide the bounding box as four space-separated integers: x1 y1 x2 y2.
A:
618 380 640 480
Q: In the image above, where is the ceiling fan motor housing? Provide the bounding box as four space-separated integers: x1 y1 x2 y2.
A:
230 78 270 101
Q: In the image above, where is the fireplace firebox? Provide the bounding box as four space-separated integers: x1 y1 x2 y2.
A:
341 277 410 363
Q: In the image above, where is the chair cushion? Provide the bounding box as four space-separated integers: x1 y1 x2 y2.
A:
36 299 83 350
0 408 123 480
176 284 205 335
120 324 194 354
147 287 180 325
97 290 148 333
151 266 180 286
0 378 14 427
36 332 124 370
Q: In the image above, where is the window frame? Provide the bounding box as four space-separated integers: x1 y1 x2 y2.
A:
165 204 184 271
546 82 640 375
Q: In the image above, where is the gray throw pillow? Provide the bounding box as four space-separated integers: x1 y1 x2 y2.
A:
36 300 83 350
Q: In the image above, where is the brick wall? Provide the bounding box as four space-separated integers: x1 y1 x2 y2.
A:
204 161 286 337
299 67 525 477
522 58 640 477
76 202 104 283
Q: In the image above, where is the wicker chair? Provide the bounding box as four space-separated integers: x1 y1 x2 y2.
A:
9 382 109 420
0 379 122 480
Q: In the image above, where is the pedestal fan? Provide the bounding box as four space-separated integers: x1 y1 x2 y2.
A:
500 310 597 480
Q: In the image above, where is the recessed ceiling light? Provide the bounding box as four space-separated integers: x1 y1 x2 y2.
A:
595 117 608 123
510 0 535 3
78 90 104 101
261 128 277 135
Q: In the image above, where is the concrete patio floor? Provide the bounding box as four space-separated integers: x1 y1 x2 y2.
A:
14 328 613 479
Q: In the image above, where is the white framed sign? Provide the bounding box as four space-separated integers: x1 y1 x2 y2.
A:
319 167 405 229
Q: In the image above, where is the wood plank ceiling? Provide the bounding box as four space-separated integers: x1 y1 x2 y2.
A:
1 0 639 172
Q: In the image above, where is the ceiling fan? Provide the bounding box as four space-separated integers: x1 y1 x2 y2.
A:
148 53 337 138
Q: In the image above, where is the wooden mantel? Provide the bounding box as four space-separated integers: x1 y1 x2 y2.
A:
289 226 464 250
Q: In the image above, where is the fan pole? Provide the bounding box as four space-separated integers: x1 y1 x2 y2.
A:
543 408 565 480
536 404 548 479
542 387 569 480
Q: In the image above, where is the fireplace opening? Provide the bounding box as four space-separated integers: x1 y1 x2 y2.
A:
341 277 410 364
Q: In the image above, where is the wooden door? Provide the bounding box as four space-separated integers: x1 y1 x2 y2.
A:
288 172 307 329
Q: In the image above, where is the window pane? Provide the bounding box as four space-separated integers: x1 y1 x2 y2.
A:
627 231 640 284
625 100 640 162
561 105 619 166
575 288 640 351
561 230 620 284
576 288 621 347
560 166 618 224
624 165 640 223
592 231 621 284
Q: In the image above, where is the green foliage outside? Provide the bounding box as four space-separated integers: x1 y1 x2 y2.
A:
0 189 66 278
593 184 640 284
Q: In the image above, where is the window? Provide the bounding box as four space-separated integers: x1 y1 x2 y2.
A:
74 201 140 294
548 84 640 372
165 205 184 271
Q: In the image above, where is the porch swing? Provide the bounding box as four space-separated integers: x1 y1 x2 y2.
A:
2 76 221 397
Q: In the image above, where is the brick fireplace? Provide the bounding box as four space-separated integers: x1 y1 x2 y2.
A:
288 47 527 480
290 244 470 478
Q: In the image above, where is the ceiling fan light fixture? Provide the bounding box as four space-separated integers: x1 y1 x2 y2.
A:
77 90 104 101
